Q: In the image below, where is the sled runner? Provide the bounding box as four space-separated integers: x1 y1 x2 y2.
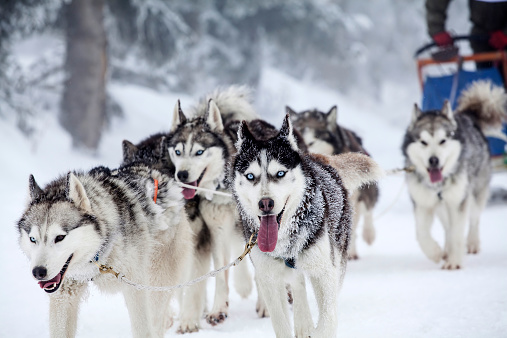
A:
415 36 507 173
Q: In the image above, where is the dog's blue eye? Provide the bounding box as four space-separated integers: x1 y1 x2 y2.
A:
277 171 286 177
175 150 181 156
196 150 204 156
420 140 428 146
55 235 66 243
246 173 254 180
29 237 36 244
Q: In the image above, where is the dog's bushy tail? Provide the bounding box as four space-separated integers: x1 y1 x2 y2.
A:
193 85 259 123
456 80 507 134
314 152 384 193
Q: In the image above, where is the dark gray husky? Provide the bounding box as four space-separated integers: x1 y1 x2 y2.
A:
289 106 379 259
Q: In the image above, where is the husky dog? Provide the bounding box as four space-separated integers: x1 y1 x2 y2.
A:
288 106 379 259
167 85 257 328
17 164 193 337
402 80 507 269
121 134 204 332
231 115 383 338
122 132 175 176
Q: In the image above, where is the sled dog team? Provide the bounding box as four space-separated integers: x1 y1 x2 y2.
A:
17 82 506 337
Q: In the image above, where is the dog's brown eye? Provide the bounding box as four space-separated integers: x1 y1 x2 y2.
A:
420 140 428 146
439 139 446 145
55 235 66 243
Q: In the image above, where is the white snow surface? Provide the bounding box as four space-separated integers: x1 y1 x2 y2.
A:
1 68 506 338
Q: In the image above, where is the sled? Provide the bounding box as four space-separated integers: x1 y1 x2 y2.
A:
415 36 507 173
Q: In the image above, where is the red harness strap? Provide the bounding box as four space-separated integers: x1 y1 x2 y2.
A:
153 179 159 203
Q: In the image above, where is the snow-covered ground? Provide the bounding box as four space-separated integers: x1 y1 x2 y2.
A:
1 68 506 338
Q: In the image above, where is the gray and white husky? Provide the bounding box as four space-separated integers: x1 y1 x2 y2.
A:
167 85 258 329
288 106 379 259
402 80 507 269
17 164 193 337
231 114 383 337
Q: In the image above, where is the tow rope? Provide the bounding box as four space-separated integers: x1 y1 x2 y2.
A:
93 233 257 292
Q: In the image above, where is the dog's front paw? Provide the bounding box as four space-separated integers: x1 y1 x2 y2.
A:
256 295 270 318
348 253 359 260
420 240 443 263
177 320 200 334
467 238 480 254
205 311 228 326
294 317 314 338
441 261 462 270
295 329 312 338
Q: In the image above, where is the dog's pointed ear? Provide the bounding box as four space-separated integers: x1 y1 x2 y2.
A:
171 100 186 132
279 114 299 151
122 140 137 163
205 99 224 132
326 106 338 133
236 120 254 149
441 100 457 126
410 103 423 128
66 173 92 213
28 175 43 202
286 106 298 120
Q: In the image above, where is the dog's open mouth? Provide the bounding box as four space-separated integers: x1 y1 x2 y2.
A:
257 207 285 253
181 169 206 200
38 254 73 294
427 168 443 183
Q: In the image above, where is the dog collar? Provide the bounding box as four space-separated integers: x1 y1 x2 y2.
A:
153 179 159 203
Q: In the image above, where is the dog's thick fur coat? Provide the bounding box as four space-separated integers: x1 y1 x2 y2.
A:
167 85 258 330
231 115 382 337
18 164 193 337
288 106 380 259
402 80 507 269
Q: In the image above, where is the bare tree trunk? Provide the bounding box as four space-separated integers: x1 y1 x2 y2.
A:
60 0 106 151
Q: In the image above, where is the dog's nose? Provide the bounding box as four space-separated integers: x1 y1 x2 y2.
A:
32 266 47 280
429 156 439 168
177 171 189 182
258 198 274 212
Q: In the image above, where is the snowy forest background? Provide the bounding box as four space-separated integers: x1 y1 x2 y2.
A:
1 0 470 150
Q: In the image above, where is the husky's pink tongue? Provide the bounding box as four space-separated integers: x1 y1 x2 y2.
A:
39 273 61 289
429 168 443 183
258 215 279 252
182 181 197 199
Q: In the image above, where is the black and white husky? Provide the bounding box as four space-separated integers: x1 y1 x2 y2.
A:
17 164 193 337
288 106 379 259
230 114 383 337
402 81 506 269
167 86 258 328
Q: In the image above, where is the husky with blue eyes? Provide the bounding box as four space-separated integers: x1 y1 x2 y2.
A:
231 114 383 338
402 81 507 270
167 85 259 331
